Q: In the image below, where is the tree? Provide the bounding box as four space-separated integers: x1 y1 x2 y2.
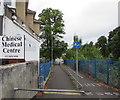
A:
107 26 120 59
38 8 67 60
65 48 76 59
65 42 103 60
74 35 78 42
95 36 108 57
53 40 68 59
107 30 118 56
39 8 65 39
89 41 93 47
40 40 68 60
73 35 82 43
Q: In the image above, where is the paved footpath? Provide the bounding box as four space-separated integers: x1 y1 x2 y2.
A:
62 65 120 98
35 64 120 99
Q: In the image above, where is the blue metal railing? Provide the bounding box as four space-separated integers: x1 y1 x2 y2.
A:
64 60 76 68
39 61 53 88
64 59 120 89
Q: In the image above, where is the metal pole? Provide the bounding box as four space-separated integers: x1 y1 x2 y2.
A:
107 59 110 84
51 34 53 72
52 35 53 63
14 88 85 94
51 35 52 62
76 48 79 89
38 43 40 88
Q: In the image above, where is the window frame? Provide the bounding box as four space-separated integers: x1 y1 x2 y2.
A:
4 0 12 6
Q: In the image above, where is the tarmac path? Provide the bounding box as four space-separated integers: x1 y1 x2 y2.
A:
35 64 120 99
62 65 120 98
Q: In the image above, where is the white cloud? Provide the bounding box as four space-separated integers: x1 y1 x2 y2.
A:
29 0 119 46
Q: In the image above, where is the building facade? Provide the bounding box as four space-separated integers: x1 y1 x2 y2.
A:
118 1 120 26
0 0 40 64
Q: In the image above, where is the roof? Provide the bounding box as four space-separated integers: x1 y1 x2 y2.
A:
33 19 40 24
27 9 36 14
27 9 36 18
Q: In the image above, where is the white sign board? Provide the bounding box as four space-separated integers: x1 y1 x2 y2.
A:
0 36 25 59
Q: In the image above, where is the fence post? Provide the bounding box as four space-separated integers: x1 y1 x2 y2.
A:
94 59 97 78
39 64 44 88
88 59 90 73
118 60 120 88
79 60 81 71
107 59 110 84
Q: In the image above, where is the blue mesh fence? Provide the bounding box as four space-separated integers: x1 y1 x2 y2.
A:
39 61 53 88
64 59 120 89
88 59 95 78
109 59 120 88
96 60 108 83
64 60 76 68
79 59 89 72
79 59 96 77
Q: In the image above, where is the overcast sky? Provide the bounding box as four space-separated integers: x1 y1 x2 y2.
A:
29 0 119 47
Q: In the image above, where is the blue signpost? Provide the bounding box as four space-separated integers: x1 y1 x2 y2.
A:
73 41 81 89
74 41 81 49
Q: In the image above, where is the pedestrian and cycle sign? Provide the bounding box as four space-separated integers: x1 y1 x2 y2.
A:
73 41 81 48
73 41 81 89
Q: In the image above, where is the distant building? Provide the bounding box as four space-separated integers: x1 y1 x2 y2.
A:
118 1 120 26
0 0 40 64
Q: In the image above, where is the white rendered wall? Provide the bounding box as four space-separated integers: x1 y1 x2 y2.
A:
118 1 120 26
3 16 40 61
0 0 4 15
0 0 16 15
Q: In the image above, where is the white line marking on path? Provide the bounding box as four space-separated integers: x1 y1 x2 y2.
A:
86 83 91 86
104 92 113 95
68 67 83 78
85 92 93 95
91 83 95 87
84 83 96 87
66 69 83 87
96 83 101 86
96 92 104 96
78 74 83 79
84 84 88 87
113 92 120 96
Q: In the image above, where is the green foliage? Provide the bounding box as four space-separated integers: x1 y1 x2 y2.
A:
73 35 82 44
39 8 65 38
65 48 76 59
96 27 120 59
95 26 120 59
39 8 67 60
74 35 78 41
40 40 68 60
53 40 68 59
96 36 107 47
65 42 103 60
95 36 108 58
107 26 120 59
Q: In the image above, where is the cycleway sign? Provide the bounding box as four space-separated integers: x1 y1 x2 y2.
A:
73 41 81 48
73 41 81 89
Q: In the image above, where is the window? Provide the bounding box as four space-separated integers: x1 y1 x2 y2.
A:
3 0 16 8
0 0 1 6
4 0 11 6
